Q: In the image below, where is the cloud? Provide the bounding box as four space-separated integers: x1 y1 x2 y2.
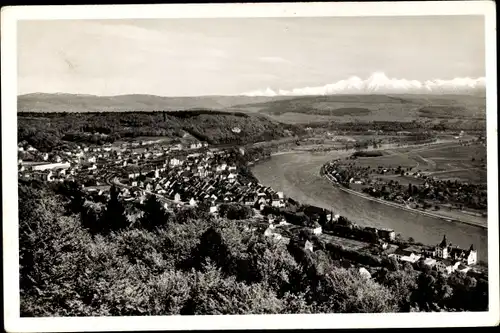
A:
258 56 291 64
241 72 486 96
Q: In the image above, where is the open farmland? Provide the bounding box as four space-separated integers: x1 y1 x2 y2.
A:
229 93 487 125
347 141 487 183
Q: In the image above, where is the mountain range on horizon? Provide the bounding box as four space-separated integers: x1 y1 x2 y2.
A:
18 72 486 100
241 72 486 97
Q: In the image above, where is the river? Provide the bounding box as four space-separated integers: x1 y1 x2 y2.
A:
251 150 489 263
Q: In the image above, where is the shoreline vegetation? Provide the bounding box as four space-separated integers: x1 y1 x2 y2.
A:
315 137 487 230
321 171 487 230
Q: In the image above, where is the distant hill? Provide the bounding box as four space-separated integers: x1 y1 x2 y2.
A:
17 92 486 126
229 93 487 124
17 93 295 113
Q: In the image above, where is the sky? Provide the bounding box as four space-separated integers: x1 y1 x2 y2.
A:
17 16 485 96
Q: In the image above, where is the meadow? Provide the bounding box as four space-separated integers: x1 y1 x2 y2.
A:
348 142 487 183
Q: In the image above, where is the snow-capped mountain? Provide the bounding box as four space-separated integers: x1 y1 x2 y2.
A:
242 72 486 96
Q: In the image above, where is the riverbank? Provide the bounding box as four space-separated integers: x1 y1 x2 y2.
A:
322 171 487 229
256 140 488 230
250 147 488 263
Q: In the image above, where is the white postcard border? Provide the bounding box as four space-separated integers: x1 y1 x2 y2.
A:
2 2 498 331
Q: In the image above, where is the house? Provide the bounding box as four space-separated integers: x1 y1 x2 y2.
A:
264 226 275 237
359 267 371 280
32 162 71 171
271 194 285 208
304 240 314 252
209 205 218 214
435 260 461 275
46 170 54 182
174 193 182 202
378 228 396 241
449 244 478 266
243 195 257 206
278 217 289 225
389 246 422 263
189 198 197 207
264 226 283 242
312 225 322 235
423 258 437 268
170 158 181 167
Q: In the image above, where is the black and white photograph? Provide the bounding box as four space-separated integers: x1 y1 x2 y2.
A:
2 2 499 331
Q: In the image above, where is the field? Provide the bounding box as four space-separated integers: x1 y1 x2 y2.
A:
346 141 487 183
229 93 487 125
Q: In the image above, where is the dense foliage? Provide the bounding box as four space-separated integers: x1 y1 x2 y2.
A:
19 180 488 316
18 111 296 152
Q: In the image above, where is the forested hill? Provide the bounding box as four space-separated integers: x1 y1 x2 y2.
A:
17 93 295 113
18 111 299 152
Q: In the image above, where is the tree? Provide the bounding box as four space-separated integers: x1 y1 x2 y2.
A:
189 227 233 273
219 203 253 220
141 195 169 230
376 268 418 311
385 257 401 271
310 268 398 313
180 263 283 315
101 185 129 233
80 200 104 234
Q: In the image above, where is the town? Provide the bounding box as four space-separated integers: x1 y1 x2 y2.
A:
17 136 481 279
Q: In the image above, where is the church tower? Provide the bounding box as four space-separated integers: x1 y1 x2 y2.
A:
436 235 449 259
467 244 477 265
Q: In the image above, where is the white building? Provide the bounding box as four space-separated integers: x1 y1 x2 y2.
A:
359 267 371 280
170 158 181 167
32 162 71 171
313 226 322 235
